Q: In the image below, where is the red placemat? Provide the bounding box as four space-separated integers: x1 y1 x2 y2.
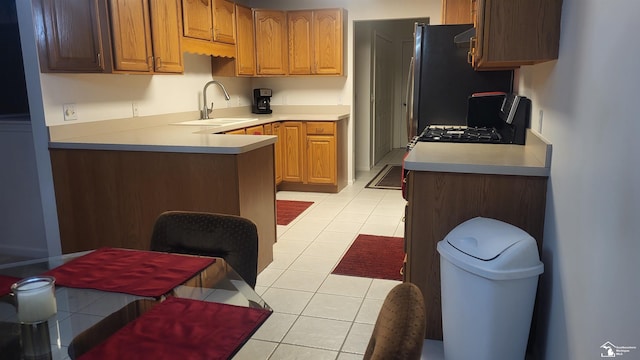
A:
0 275 20 297
45 248 215 297
79 297 271 360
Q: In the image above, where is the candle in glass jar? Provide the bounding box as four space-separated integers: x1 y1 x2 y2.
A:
13 276 57 323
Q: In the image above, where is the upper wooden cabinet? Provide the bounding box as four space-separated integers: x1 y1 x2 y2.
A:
235 3 255 76
181 0 212 40
254 10 289 76
34 0 182 73
33 0 112 73
213 0 236 44
109 0 183 73
288 9 344 75
441 0 472 24
469 0 562 70
181 0 235 57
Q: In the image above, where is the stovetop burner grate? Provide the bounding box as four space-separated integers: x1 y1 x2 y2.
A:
417 126 503 143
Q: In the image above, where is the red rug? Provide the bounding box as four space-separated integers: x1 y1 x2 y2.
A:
277 200 313 225
332 234 404 281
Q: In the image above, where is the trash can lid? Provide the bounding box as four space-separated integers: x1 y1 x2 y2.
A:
437 217 543 280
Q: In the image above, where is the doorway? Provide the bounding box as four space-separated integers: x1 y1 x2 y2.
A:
353 18 428 172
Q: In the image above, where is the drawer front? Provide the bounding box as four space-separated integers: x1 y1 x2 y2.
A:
306 122 334 135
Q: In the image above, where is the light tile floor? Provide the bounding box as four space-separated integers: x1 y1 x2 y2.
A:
233 149 409 360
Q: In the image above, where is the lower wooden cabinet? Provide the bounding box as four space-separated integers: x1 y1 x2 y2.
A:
281 122 304 182
305 122 336 185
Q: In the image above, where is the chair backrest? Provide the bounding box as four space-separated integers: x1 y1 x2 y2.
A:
150 211 258 288
363 282 426 360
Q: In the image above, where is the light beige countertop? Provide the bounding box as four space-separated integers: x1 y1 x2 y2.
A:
48 105 350 154
403 129 552 177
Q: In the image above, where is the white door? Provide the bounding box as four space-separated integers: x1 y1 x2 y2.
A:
371 31 394 165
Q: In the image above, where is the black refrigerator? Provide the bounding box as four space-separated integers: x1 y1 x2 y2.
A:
407 24 513 139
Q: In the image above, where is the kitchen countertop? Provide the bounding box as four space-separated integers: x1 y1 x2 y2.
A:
48 106 350 154
403 129 552 177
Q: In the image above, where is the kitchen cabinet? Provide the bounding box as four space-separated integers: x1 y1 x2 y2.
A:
441 0 472 24
264 122 283 185
405 170 547 340
50 145 276 273
281 121 304 182
254 10 288 75
305 122 336 184
33 0 113 73
181 0 236 57
288 9 344 75
225 128 246 135
213 0 236 44
245 125 264 135
235 4 256 76
110 0 183 73
276 119 347 193
33 0 182 73
469 0 562 70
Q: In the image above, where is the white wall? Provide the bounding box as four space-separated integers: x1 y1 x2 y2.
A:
518 0 640 358
41 54 252 126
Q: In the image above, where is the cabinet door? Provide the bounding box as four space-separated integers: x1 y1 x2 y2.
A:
313 9 343 75
34 0 109 72
272 122 283 185
149 0 183 73
213 0 236 44
182 0 213 40
282 122 304 182
109 0 153 72
245 125 264 135
254 10 288 75
471 0 562 69
306 135 336 185
288 11 313 75
441 0 472 24
235 4 255 75
226 128 246 135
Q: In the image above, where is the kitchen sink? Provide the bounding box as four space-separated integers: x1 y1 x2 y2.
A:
172 118 258 126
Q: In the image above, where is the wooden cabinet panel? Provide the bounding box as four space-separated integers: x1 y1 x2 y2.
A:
282 122 304 182
235 4 256 76
109 0 153 72
405 171 547 340
288 11 313 75
441 0 472 24
245 125 264 135
305 121 334 135
149 0 183 73
470 0 562 70
226 128 246 135
287 9 343 75
273 123 283 185
306 135 336 185
213 0 236 44
182 0 212 40
33 0 111 72
254 10 288 75
313 9 343 75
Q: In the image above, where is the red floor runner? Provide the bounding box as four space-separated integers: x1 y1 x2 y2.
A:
276 200 313 225
332 234 404 281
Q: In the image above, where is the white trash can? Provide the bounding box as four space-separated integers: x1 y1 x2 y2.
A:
437 217 544 360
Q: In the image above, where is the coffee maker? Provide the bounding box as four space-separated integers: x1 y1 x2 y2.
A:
252 88 272 114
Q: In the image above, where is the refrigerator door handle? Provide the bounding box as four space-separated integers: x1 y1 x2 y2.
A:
406 56 416 142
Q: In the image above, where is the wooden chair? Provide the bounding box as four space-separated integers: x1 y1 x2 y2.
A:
150 211 258 288
364 282 427 360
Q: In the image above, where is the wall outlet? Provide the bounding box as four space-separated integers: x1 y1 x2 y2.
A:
132 102 139 117
63 103 77 121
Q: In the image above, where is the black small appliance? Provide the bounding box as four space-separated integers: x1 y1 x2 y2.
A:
252 88 272 114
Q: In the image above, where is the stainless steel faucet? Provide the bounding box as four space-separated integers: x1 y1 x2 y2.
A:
201 80 231 119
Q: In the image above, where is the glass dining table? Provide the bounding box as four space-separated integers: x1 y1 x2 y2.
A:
0 250 271 359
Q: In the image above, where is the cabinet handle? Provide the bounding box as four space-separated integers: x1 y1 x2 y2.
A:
97 53 101 67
